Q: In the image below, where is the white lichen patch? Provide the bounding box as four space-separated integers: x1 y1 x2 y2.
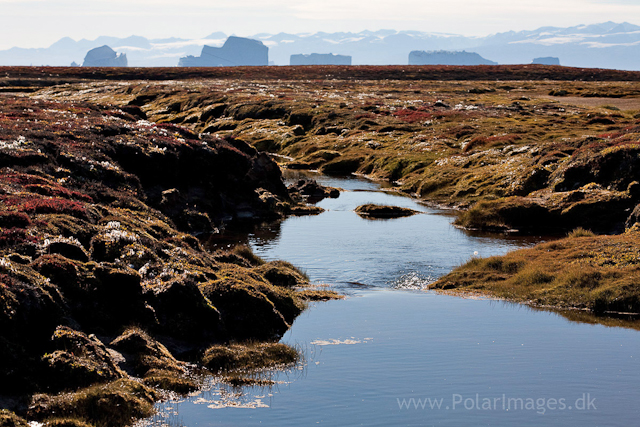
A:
0 135 30 150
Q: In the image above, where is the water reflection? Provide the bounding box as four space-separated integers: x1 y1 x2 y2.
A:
145 290 640 427
147 172 640 426
471 294 640 331
204 220 283 250
248 172 543 288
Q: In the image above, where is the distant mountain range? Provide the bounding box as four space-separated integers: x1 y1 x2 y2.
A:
1 21 640 70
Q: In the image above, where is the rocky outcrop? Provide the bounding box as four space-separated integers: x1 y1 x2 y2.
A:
178 36 268 67
532 57 561 65
409 50 497 65
82 46 127 67
290 53 352 65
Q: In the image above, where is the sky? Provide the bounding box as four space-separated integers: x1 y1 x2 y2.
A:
1 0 640 49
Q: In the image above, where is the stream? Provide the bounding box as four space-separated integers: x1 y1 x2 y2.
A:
142 172 640 427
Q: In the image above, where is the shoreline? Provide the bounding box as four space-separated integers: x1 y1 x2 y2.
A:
0 93 340 427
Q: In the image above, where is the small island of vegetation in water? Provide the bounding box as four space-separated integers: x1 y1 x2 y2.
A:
354 203 420 218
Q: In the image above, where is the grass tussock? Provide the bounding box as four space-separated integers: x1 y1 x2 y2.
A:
253 260 309 287
28 379 158 427
454 197 551 232
568 227 596 238
202 342 299 373
43 419 94 427
141 370 199 395
232 245 265 266
296 288 344 301
354 204 419 219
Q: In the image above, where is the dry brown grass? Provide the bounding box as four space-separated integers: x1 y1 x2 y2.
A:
432 229 640 314
28 379 158 427
202 342 299 373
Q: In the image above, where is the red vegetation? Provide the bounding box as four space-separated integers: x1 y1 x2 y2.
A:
598 132 625 139
24 184 93 202
0 273 16 287
22 198 87 218
3 64 640 84
2 194 88 218
1 172 51 186
0 228 38 248
354 113 376 120
218 140 252 158
393 108 432 124
155 123 199 140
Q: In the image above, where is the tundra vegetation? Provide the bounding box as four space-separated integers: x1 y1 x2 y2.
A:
0 91 338 426
1 64 640 424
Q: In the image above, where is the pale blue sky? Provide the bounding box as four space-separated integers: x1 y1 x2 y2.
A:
1 0 639 49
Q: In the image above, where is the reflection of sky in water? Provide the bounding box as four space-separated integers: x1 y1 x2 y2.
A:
145 291 640 427
140 174 640 427
250 173 541 289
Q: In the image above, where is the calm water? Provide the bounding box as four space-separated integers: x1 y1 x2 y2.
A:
249 172 541 289
143 173 640 427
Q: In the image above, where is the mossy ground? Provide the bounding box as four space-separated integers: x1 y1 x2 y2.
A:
2 66 640 423
30 74 640 232
63 72 638 320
